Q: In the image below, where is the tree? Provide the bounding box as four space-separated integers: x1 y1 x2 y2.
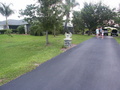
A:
0 2 14 29
63 0 79 33
95 2 116 26
114 8 120 26
72 11 86 34
80 2 115 35
50 3 63 37
19 4 39 24
19 1 63 45
38 0 63 45
29 22 44 36
19 4 43 36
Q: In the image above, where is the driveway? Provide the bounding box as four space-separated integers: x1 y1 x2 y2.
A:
1 36 120 90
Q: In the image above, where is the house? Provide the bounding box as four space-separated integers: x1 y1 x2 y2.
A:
0 19 30 34
63 22 74 33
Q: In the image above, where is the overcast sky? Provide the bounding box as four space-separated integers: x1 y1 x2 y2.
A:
0 0 120 21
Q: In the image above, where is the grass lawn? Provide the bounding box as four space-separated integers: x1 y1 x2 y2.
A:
0 34 93 85
114 36 120 44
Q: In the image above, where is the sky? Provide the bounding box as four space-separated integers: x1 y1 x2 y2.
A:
0 0 120 21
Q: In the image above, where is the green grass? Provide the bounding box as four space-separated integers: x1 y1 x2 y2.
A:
114 36 120 44
0 34 93 85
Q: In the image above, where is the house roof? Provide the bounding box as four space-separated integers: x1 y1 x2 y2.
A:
0 19 28 26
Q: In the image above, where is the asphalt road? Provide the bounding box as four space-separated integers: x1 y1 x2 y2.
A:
1 36 120 90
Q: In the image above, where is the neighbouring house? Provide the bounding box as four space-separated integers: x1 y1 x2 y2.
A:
0 19 30 34
103 19 120 28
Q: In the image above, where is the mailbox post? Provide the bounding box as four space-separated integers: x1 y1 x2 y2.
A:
64 32 72 47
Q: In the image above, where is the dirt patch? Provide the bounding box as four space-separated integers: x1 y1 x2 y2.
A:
31 61 40 67
0 80 2 83
0 79 5 83
34 63 40 66
61 44 77 52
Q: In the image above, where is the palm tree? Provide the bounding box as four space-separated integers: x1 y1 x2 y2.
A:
63 0 79 33
0 2 14 29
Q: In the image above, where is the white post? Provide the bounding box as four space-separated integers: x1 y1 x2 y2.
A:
24 25 27 34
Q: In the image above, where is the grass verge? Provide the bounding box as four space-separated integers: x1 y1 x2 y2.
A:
114 36 120 44
0 34 93 85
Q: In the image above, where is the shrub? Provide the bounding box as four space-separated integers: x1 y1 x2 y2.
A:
17 25 25 34
4 29 13 37
12 29 18 33
30 25 43 36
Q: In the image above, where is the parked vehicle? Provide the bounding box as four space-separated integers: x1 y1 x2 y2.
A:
103 29 108 36
111 29 118 36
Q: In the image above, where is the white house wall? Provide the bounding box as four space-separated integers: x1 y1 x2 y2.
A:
0 25 4 30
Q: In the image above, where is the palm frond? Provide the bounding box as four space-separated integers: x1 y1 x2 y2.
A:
0 2 14 17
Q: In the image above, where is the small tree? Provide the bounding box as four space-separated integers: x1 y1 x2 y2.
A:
38 0 63 45
19 1 63 45
5 29 13 37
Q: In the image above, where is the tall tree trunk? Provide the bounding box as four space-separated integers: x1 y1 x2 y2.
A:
64 20 68 33
46 31 49 45
64 13 69 33
5 16 9 29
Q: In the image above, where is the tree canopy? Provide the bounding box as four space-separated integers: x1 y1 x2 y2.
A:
0 2 14 29
114 9 120 27
72 11 85 34
19 4 39 24
19 0 63 45
19 1 118 37
80 2 116 34
63 0 79 32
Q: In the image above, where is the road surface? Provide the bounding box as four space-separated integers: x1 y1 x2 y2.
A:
1 36 120 90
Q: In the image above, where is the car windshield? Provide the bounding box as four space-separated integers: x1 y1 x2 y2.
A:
103 29 107 31
103 29 108 32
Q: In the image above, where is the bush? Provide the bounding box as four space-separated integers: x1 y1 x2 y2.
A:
30 25 43 36
0 29 18 34
12 29 18 33
4 29 13 37
17 25 25 34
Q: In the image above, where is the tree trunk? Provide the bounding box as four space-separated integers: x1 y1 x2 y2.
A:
64 13 69 33
46 31 49 45
5 16 9 29
88 29 91 36
82 29 85 35
64 20 68 33
53 25 56 37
